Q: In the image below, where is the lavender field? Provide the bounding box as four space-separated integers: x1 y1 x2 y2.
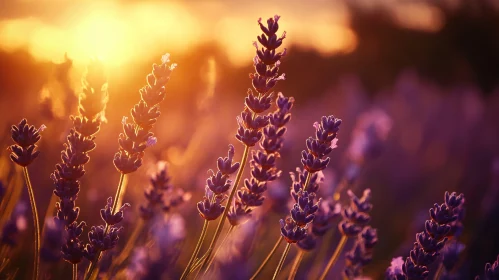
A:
1 1 499 279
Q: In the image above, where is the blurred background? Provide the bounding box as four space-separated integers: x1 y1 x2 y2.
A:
1 0 499 279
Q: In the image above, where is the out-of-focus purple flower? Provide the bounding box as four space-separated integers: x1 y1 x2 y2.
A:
386 257 406 280
441 241 465 272
140 161 191 220
348 108 393 164
475 255 499 280
0 202 27 247
0 181 5 203
9 119 45 167
40 219 65 263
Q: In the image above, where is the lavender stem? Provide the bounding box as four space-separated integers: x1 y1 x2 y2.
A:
251 236 284 280
23 167 40 280
273 243 291 280
434 263 444 280
199 144 251 275
73 264 77 280
84 173 126 280
319 235 348 280
180 220 210 280
288 250 304 280
106 218 145 276
202 225 235 273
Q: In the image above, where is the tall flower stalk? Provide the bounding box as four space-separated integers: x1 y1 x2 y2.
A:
199 92 294 273
271 115 342 280
50 59 107 280
9 119 46 280
193 14 287 276
84 54 176 279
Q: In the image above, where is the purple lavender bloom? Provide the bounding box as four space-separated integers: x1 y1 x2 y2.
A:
386 257 406 280
9 119 45 167
387 192 465 280
344 226 378 279
441 241 465 272
228 93 294 226
83 197 129 262
114 55 176 174
301 116 341 173
339 189 373 237
198 145 240 221
236 15 287 147
280 116 342 243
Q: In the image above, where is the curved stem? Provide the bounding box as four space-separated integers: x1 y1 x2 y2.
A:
303 172 312 192
199 144 251 275
203 225 234 272
180 220 210 280
23 167 40 280
288 250 304 280
106 219 145 277
251 236 284 280
272 243 291 280
434 262 444 280
84 173 126 280
73 264 78 280
319 235 348 280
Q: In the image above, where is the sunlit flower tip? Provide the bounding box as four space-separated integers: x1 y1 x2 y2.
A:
38 124 47 132
331 138 339 149
161 53 171 64
252 41 259 50
170 63 178 70
146 136 158 147
121 116 128 125
282 48 287 56
257 17 262 24
276 73 286 81
275 60 281 67
387 257 404 276
313 122 320 130
274 15 281 22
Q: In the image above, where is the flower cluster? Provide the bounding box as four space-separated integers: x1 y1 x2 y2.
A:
387 192 465 280
344 226 378 278
339 189 373 237
114 54 176 174
0 202 27 247
197 145 241 220
52 59 108 264
297 201 341 251
140 161 190 220
235 15 286 147
83 197 130 261
280 116 342 243
228 93 294 226
9 119 45 167
476 255 499 280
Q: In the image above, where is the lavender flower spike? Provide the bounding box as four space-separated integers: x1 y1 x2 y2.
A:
9 119 45 167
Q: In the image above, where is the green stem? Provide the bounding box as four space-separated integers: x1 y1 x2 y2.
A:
319 235 348 280
180 220 210 280
272 243 291 280
23 167 40 280
288 250 304 280
251 236 284 280
73 264 78 280
84 173 126 280
199 144 251 275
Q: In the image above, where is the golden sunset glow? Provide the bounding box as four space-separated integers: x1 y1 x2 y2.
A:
0 1 445 67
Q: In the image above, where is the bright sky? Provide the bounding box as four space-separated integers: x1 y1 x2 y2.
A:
0 0 451 66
